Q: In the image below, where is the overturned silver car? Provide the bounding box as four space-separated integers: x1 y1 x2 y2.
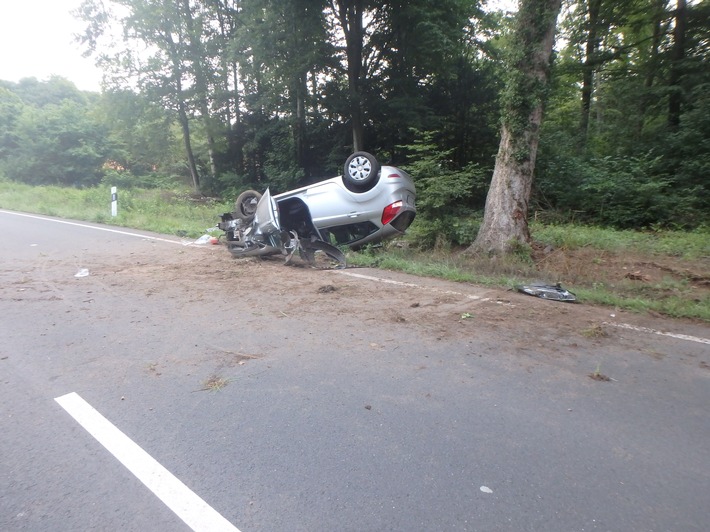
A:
217 152 416 267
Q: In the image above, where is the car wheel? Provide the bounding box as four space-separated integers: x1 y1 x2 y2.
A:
343 152 380 192
234 190 262 222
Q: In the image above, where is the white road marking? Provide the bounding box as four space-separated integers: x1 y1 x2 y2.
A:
334 270 710 346
334 270 495 302
0 209 188 246
604 322 710 345
55 392 240 532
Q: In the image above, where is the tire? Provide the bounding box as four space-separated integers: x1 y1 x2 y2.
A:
343 152 380 192
234 190 262 222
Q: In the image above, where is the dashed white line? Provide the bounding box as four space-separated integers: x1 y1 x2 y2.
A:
334 270 710 346
604 322 710 345
55 392 240 532
333 270 495 302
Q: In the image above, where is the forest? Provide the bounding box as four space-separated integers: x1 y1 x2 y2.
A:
0 0 708 248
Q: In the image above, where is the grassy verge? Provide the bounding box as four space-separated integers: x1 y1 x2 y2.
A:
0 181 231 237
2 180 708 321
347 245 710 321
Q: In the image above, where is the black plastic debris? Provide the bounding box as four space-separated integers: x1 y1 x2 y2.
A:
516 283 577 302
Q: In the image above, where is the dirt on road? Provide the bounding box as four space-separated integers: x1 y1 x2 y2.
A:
96 241 710 368
7 234 708 378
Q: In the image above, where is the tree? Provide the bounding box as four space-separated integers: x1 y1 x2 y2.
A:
330 0 367 151
467 0 562 255
76 0 219 192
668 0 687 129
0 78 109 186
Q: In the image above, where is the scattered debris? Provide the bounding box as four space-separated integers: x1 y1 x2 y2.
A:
516 283 576 302
589 372 612 381
74 268 90 278
624 270 650 281
581 324 610 338
193 234 212 245
460 312 474 319
202 375 230 391
317 284 338 293
480 486 493 494
589 363 612 381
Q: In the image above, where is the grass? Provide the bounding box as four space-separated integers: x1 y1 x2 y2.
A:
347 228 710 321
0 181 231 238
532 223 709 260
2 179 708 321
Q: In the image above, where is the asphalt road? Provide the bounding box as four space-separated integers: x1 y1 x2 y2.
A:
1 209 708 531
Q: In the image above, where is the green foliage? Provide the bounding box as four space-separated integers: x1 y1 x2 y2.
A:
400 131 488 247
537 147 708 229
0 78 110 186
3 100 108 186
535 0 710 230
95 89 179 179
532 223 710 260
405 214 482 249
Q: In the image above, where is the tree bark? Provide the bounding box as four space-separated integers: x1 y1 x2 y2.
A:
580 0 602 142
467 0 561 256
333 0 366 151
668 0 687 129
181 0 218 179
163 26 201 192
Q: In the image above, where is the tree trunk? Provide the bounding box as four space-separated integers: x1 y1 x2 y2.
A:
177 98 201 192
181 0 218 179
638 0 668 134
668 0 687 129
466 0 561 256
580 0 602 142
163 27 201 192
333 0 366 151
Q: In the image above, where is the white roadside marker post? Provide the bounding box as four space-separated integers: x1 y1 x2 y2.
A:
111 186 118 217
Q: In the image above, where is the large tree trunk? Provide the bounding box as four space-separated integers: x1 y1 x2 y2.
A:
181 0 218 179
177 98 201 192
467 0 561 256
333 0 366 151
668 0 687 129
164 28 201 192
580 0 602 142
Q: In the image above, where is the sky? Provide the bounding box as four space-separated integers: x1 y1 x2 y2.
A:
0 0 104 92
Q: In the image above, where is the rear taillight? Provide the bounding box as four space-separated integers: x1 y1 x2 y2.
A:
381 200 403 225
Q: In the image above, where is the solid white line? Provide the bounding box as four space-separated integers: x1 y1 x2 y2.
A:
0 209 188 246
55 392 240 532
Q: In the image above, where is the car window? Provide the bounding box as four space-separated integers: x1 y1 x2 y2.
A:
321 222 379 246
